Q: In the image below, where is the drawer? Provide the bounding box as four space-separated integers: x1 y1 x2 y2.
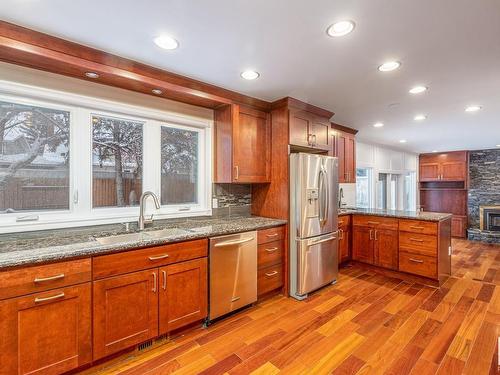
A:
352 215 398 230
399 251 437 279
399 232 437 256
93 239 208 279
0 258 91 300
338 215 351 227
258 226 285 244
258 240 283 268
399 219 437 235
258 263 283 296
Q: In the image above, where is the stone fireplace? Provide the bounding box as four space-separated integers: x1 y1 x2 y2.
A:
480 206 500 232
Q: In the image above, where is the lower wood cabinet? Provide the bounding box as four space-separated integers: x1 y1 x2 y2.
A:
352 223 398 270
257 226 285 297
338 216 351 263
159 258 207 333
0 283 92 375
352 225 374 264
93 269 159 360
451 215 467 238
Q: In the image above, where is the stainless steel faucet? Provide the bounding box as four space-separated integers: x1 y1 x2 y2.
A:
338 187 345 208
138 191 160 230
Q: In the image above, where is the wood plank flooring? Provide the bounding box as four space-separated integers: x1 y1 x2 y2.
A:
81 239 500 375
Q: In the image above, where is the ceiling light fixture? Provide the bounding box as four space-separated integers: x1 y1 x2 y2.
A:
152 89 163 95
326 20 355 37
432 150 438 153
496 144 500 147
465 105 482 112
85 72 99 79
399 139 407 143
378 61 401 72
241 70 260 80
154 35 179 50
414 114 427 121
409 86 427 94
373 122 384 128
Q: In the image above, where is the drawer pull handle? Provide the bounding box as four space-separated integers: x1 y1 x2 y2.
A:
35 292 65 303
409 226 424 230
34 273 65 283
148 254 169 261
265 271 279 277
409 238 424 243
266 233 279 238
152 272 157 292
265 247 278 253
162 270 167 290
231 296 241 302
409 258 424 264
367 221 379 225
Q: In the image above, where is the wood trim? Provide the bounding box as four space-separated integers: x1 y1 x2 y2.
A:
330 122 358 135
271 97 334 118
0 21 270 110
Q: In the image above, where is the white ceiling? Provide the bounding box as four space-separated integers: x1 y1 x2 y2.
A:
1 0 500 153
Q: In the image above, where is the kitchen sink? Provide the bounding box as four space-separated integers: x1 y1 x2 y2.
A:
144 228 191 238
95 232 152 245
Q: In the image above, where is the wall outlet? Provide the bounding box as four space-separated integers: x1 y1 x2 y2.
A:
212 198 218 208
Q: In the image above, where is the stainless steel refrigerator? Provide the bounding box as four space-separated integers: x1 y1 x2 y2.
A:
289 153 339 300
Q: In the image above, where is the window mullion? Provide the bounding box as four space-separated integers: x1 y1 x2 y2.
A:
72 108 92 216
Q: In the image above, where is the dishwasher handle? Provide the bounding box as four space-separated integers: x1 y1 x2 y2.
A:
213 237 255 247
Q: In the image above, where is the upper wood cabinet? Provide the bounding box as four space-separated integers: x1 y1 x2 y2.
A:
333 128 356 183
0 283 92 375
214 104 271 183
289 109 331 151
419 151 468 182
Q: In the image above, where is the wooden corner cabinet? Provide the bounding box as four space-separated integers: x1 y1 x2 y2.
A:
333 128 356 183
214 103 271 183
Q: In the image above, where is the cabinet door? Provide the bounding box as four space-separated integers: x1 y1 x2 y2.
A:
93 269 158 359
338 226 350 263
310 117 330 150
441 161 466 181
374 229 399 270
289 109 313 147
0 284 91 375
451 215 467 238
419 162 440 181
352 226 374 264
337 132 347 183
159 258 207 334
345 134 356 182
233 106 271 183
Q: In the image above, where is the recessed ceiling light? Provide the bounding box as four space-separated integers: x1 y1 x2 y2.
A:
414 114 427 121
373 122 384 128
399 139 407 143
326 20 355 37
465 105 482 112
154 35 179 50
432 150 438 153
241 70 260 80
85 72 99 79
152 89 163 95
496 144 500 147
409 86 427 94
378 61 401 72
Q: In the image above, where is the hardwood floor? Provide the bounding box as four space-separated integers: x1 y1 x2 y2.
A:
80 239 500 375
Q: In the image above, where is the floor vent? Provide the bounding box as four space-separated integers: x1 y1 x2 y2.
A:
138 340 153 351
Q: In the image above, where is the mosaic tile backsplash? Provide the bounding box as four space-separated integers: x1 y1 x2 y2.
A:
212 183 252 217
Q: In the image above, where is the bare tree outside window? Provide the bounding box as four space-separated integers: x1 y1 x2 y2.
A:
0 101 70 213
161 126 198 205
92 115 143 207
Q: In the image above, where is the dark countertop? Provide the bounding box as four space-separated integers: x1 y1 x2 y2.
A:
0 215 287 270
338 208 453 222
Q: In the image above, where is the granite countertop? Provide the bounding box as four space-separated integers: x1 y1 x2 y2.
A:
338 208 453 222
0 215 287 270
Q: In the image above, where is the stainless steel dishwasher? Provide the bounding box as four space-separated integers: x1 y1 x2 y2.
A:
209 231 257 320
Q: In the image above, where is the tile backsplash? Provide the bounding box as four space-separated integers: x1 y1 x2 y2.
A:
212 183 252 216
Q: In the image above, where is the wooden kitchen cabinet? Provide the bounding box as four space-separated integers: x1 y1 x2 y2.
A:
374 228 399 270
159 258 207 334
214 103 271 183
0 283 92 375
257 225 286 297
338 215 351 263
289 108 331 150
332 126 356 183
419 151 468 182
352 225 374 264
93 269 159 359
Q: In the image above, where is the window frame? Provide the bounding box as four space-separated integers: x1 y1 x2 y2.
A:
0 80 212 233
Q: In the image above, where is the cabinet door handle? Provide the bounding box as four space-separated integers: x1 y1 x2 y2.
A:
234 165 239 180
265 247 278 253
35 292 65 303
369 229 373 240
409 226 424 230
148 254 169 261
367 221 380 225
162 270 167 290
152 272 157 293
266 233 279 238
34 273 65 283
409 238 424 243
265 271 278 277
409 258 424 264
339 229 344 240
374 230 378 241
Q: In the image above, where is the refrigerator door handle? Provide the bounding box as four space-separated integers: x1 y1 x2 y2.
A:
323 168 329 225
318 169 324 224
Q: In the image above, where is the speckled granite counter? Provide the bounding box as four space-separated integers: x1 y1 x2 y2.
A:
0 215 287 270
338 208 452 222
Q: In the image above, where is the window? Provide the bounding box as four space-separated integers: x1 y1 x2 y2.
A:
404 172 417 211
356 168 372 208
92 115 143 208
0 81 212 233
0 100 70 213
377 173 388 209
